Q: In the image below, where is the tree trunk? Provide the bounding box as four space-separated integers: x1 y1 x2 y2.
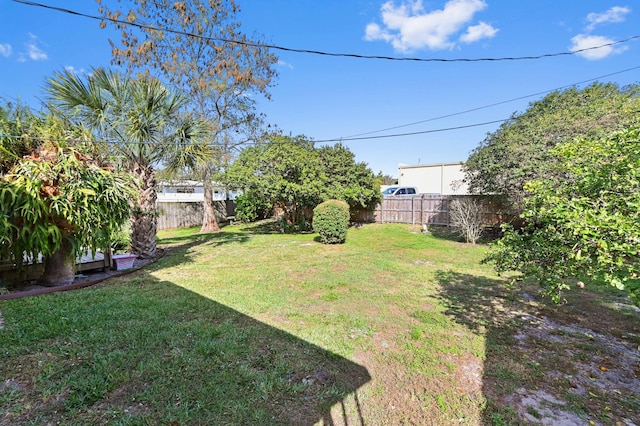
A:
200 167 221 233
40 237 75 287
130 162 157 258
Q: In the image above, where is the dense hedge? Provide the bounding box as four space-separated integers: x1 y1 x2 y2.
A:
313 199 350 244
234 189 272 223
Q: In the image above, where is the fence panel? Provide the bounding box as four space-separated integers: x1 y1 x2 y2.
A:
157 201 235 230
374 195 507 227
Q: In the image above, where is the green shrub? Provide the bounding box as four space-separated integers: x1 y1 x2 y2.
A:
313 199 350 244
235 190 272 223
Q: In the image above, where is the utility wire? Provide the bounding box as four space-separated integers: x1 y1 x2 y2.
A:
314 119 506 143
12 0 640 63
4 64 639 145
341 65 640 138
2 117 507 146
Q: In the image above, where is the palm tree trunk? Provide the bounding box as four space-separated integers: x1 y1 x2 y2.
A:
130 162 157 258
200 166 221 233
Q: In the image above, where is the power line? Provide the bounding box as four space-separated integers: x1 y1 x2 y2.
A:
313 119 507 143
12 0 640 63
2 117 508 146
5 66 639 145
341 65 640 138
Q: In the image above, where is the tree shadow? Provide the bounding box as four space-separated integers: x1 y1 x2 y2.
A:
158 228 251 247
239 218 283 235
435 271 535 424
432 269 542 422
424 224 500 245
433 269 640 424
0 241 370 425
424 224 464 243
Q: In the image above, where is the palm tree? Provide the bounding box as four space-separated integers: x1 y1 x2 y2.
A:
46 68 208 258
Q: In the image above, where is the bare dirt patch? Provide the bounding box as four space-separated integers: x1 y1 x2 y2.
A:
505 312 640 425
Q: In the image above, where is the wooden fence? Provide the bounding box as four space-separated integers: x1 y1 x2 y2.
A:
368 195 511 227
157 196 510 230
156 200 235 230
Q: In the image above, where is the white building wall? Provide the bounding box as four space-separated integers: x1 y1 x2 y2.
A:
157 180 240 202
397 162 468 195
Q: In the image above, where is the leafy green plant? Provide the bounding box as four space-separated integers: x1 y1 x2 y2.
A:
465 82 640 212
110 224 131 253
313 199 350 244
318 144 381 212
226 134 326 228
225 135 380 231
485 126 640 305
234 189 272 223
1 142 134 285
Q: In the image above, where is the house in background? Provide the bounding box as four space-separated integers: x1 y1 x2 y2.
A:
157 180 240 203
156 180 240 230
397 162 468 195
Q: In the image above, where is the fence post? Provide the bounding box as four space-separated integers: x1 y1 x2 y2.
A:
411 196 415 225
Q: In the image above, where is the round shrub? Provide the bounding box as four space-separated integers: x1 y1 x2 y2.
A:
313 199 350 244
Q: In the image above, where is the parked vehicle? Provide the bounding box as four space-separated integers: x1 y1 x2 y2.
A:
382 186 418 196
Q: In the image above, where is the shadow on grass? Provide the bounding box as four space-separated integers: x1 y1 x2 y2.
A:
433 269 538 423
240 219 283 235
0 244 370 425
434 269 640 424
425 224 500 245
237 219 314 236
424 225 464 243
158 228 251 247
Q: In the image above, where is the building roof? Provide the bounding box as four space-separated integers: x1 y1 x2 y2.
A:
398 162 464 169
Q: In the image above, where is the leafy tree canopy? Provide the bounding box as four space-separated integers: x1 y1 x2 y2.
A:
1 100 44 174
225 135 380 229
1 107 132 280
318 144 381 211
225 135 326 228
465 82 640 211
485 126 640 306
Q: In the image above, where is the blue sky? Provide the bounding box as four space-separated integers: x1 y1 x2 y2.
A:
1 0 638 177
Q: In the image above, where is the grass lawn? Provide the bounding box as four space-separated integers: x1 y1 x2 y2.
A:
1 222 638 425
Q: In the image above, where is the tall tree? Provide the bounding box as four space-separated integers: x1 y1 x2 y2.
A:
96 0 279 232
46 68 207 258
486 126 640 306
464 82 640 211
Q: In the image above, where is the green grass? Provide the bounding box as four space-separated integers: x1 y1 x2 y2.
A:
1 222 638 425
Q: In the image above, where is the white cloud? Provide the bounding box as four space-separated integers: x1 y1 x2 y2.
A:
25 33 47 61
64 66 87 75
364 0 497 52
460 21 498 43
586 6 631 30
0 43 12 57
570 34 628 60
570 6 631 60
277 60 293 69
27 42 47 61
